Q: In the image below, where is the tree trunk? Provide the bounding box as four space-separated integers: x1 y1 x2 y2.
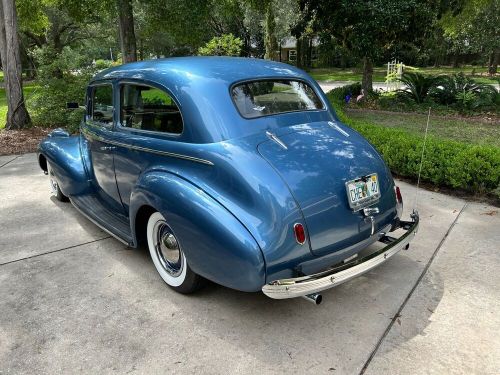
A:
488 51 498 75
0 0 31 130
264 5 278 61
117 0 137 63
296 37 303 68
361 56 373 93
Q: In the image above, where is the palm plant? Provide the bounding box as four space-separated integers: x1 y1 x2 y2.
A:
432 73 497 106
397 72 442 104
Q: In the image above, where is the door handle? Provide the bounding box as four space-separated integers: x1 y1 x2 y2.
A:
100 146 116 151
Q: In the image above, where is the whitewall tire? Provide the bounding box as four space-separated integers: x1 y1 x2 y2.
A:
146 212 204 293
47 162 68 202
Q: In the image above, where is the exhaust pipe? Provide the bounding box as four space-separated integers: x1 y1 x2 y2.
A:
302 293 322 305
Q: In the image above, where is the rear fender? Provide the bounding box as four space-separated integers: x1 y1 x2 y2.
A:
38 130 90 196
130 170 266 292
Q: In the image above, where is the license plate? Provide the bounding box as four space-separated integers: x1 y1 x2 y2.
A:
345 173 380 210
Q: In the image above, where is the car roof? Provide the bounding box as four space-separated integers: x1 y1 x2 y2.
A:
91 56 310 85
90 57 331 143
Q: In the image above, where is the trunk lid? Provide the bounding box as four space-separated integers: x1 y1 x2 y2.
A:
257 122 396 256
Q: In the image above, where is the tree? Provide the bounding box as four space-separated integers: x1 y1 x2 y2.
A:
0 0 31 129
440 0 500 74
198 33 243 56
296 0 437 92
116 0 137 63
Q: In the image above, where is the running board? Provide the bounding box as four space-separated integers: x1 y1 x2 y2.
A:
70 194 133 246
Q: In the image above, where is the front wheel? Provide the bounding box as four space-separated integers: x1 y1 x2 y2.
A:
47 162 68 202
146 212 204 294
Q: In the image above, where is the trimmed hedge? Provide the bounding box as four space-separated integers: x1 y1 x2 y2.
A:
326 90 500 198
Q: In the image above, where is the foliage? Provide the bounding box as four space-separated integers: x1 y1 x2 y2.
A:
295 0 438 89
28 47 112 133
327 91 500 197
397 72 441 103
198 34 243 56
440 0 499 68
431 73 498 111
328 83 362 103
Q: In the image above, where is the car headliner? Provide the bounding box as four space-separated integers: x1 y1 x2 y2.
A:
90 57 333 143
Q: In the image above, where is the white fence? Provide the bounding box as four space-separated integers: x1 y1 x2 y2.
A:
386 60 404 92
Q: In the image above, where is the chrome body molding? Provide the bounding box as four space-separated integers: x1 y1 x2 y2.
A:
262 213 419 299
81 127 214 166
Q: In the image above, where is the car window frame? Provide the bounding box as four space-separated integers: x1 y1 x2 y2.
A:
229 77 327 120
116 79 185 138
87 81 115 129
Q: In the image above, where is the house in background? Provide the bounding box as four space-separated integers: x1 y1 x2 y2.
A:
278 36 320 66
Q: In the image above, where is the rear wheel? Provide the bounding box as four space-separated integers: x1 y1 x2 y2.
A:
47 162 68 202
146 212 204 294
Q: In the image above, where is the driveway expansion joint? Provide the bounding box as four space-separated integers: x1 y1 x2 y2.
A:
0 236 112 267
0 155 20 169
358 202 468 375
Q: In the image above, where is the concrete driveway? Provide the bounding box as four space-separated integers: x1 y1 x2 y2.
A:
1 153 499 375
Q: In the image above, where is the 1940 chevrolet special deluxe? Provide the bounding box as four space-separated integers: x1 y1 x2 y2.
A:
38 57 418 304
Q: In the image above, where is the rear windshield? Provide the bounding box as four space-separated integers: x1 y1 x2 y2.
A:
231 80 324 119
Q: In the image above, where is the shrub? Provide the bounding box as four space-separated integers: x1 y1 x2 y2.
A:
198 34 243 56
28 46 112 133
327 92 500 197
432 73 498 110
328 82 362 103
396 72 442 104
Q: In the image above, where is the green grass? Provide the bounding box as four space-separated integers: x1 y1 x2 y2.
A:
345 108 500 147
0 82 40 129
308 65 498 84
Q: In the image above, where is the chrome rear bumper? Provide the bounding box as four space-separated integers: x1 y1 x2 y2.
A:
262 212 419 299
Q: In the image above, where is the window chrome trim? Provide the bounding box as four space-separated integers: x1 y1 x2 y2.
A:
81 126 214 166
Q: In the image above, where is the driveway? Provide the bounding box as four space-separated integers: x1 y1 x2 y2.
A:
316 81 500 93
1 153 499 374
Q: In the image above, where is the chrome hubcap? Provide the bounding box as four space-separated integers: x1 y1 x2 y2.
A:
153 221 183 277
48 165 58 194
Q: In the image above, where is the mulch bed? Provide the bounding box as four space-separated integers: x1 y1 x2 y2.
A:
0 127 53 155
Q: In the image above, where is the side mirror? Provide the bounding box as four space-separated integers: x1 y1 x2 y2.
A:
67 102 79 109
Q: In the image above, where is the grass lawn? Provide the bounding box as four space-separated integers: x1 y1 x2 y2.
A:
345 108 500 147
0 83 40 129
308 65 498 84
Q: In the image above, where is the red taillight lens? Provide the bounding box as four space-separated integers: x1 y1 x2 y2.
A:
294 223 306 245
395 186 403 204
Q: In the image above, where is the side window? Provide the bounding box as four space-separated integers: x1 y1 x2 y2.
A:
91 84 114 125
120 84 183 134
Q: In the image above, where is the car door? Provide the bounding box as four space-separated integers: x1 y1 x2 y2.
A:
82 82 125 214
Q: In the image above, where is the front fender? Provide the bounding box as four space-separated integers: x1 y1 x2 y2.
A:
38 131 90 196
130 170 266 292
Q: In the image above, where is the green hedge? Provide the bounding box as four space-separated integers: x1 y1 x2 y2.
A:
327 90 500 198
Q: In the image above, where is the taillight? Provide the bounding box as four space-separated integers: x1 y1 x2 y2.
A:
395 186 403 204
294 223 306 245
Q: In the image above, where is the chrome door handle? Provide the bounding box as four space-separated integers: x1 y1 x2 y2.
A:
100 146 116 151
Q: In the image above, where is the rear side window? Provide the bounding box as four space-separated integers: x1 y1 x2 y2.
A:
231 80 323 119
91 84 114 125
120 84 183 134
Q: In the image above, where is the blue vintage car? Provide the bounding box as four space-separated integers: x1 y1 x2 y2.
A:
38 57 418 304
